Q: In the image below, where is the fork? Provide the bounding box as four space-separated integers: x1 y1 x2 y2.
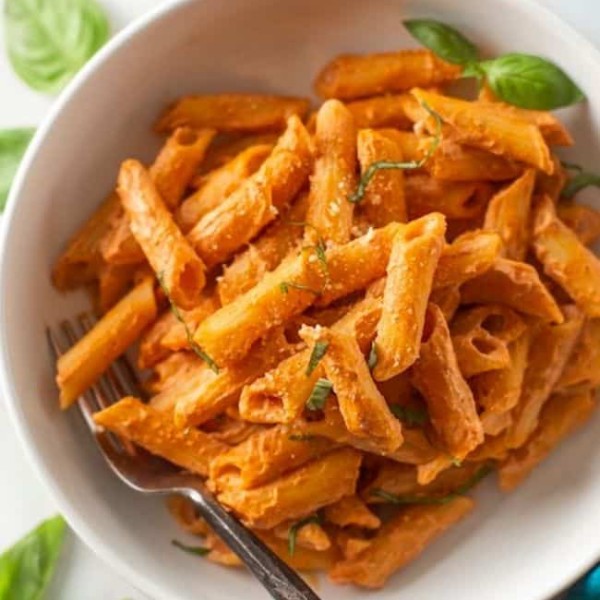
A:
48 314 321 600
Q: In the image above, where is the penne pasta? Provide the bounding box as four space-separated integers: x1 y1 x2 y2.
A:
433 230 502 290
305 100 357 244
93 397 225 476
118 160 207 308
329 497 474 588
56 278 157 407
499 390 597 491
506 305 584 449
357 128 407 226
156 93 310 133
168 329 290 426
194 251 325 364
96 262 135 314
239 295 382 423
556 318 600 391
372 213 446 380
532 194 600 317
471 330 531 435
218 448 361 529
557 202 600 246
210 424 336 491
315 50 461 100
187 116 313 267
217 194 307 305
450 304 526 378
53 193 121 290
411 304 484 460
300 326 403 453
346 94 415 129
460 258 564 323
412 89 553 174
483 169 536 261
177 143 273 232
324 496 381 529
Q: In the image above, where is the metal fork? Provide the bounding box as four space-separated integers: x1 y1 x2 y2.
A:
48 314 321 600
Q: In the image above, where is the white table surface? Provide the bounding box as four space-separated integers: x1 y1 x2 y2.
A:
0 1 598 598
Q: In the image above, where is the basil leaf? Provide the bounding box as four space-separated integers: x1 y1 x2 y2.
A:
562 171 600 199
0 515 67 600
372 464 493 506
306 341 329 376
390 404 429 427
480 53 584 110
287 514 321 556
171 540 210 557
404 19 478 65
157 273 219 373
0 128 34 210
5 0 110 94
306 378 333 411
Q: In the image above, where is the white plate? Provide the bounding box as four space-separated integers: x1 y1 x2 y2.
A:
1 0 600 599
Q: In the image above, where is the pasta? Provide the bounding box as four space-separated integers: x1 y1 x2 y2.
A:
51 42 600 590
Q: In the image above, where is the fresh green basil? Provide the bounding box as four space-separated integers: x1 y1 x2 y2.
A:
390 404 429 427
371 463 492 506
0 515 67 600
171 540 210 557
306 341 329 376
480 53 584 110
403 18 585 110
403 19 478 65
287 513 321 556
157 273 219 373
5 0 110 94
561 163 600 199
0 127 35 210
305 378 333 411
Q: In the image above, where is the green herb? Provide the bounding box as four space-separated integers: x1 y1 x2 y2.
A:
171 539 210 557
288 433 318 442
348 101 442 204
306 340 329 376
404 19 478 65
403 18 584 110
479 54 584 110
0 128 35 211
306 378 333 411
286 220 331 282
0 515 66 600
561 163 600 199
390 404 429 427
279 281 321 296
287 514 321 556
5 0 110 94
371 463 493 506
367 343 378 370
157 274 219 373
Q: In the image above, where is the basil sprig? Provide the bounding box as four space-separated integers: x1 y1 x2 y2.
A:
390 404 429 427
404 18 584 110
0 128 35 211
5 0 110 94
306 378 333 411
0 515 67 600
562 162 600 199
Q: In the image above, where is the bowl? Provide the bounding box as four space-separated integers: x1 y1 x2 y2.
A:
2 0 600 598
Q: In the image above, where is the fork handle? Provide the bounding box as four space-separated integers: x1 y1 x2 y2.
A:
177 479 321 600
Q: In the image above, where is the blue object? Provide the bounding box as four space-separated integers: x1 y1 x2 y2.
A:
566 564 600 599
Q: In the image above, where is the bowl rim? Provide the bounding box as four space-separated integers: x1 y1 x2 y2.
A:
2 0 600 598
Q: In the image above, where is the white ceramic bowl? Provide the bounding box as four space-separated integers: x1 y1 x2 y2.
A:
2 0 600 598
